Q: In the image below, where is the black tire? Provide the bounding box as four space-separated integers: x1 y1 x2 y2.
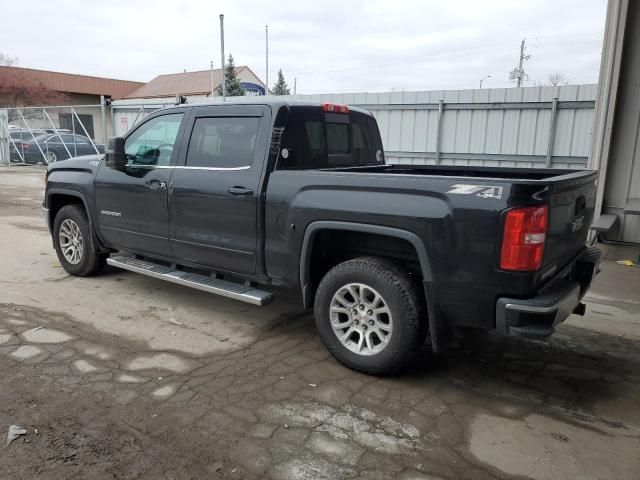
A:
314 256 427 376
53 204 106 276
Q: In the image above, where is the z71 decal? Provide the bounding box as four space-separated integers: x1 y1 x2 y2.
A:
446 184 504 200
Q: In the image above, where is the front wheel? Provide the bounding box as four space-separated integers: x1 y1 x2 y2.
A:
314 256 427 376
53 205 106 276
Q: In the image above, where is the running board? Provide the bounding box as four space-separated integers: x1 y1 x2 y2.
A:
106 256 274 306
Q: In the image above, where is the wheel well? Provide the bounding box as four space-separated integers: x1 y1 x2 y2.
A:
307 229 423 300
48 194 84 228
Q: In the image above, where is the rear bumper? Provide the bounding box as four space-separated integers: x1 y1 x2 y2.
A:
496 246 601 338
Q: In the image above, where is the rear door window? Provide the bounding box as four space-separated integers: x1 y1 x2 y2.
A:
186 117 260 169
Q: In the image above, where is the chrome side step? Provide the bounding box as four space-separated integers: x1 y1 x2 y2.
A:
106 256 274 306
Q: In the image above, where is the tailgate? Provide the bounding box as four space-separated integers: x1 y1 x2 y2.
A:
541 172 597 279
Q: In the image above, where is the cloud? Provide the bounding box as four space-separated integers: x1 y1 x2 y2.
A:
0 0 606 92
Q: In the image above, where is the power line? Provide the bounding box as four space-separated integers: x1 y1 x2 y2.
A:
278 33 603 78
283 41 520 77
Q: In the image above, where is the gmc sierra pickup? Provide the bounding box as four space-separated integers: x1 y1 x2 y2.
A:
43 100 600 375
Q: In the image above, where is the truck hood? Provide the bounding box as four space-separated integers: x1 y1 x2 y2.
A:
47 154 105 174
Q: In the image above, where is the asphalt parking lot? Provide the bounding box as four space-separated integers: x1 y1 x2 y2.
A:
1 165 639 480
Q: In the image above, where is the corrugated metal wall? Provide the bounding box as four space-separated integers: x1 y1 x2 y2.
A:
283 85 597 168
598 0 640 244
112 84 597 169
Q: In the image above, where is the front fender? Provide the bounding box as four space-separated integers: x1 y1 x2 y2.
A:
45 188 107 253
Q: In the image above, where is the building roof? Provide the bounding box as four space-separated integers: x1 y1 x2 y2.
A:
0 66 143 99
124 66 260 99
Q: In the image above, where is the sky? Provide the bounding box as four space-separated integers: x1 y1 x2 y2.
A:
0 0 607 94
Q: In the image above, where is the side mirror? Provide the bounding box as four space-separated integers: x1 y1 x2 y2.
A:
106 137 126 170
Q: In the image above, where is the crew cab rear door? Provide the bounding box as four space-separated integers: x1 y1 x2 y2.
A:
168 104 271 275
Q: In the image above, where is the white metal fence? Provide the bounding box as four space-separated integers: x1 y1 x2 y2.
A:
0 105 106 165
111 84 597 169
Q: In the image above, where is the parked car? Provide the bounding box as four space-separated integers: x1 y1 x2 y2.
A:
44 128 72 134
19 133 104 164
8 129 46 162
42 100 600 375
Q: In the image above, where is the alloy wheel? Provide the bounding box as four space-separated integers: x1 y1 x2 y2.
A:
329 282 393 356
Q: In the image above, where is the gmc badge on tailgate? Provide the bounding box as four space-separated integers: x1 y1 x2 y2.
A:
571 215 585 232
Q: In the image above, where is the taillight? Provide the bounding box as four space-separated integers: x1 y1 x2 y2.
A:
322 103 349 113
500 205 548 271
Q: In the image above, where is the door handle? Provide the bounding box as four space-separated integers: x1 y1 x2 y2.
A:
227 186 254 196
146 180 167 191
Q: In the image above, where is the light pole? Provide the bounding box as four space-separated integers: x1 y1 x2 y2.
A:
265 25 269 95
219 14 226 101
479 75 491 89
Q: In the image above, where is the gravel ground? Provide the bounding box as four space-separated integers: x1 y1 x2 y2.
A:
1 165 639 480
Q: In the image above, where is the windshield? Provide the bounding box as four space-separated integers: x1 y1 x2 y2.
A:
278 107 384 169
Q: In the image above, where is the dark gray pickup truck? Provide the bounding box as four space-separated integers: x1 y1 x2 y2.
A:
43 100 600 375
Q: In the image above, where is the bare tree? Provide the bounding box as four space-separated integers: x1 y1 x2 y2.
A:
0 52 19 66
0 69 68 122
546 72 569 87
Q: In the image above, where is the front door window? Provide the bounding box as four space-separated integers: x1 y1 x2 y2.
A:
124 113 184 166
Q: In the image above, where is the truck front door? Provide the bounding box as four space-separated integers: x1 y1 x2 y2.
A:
94 111 187 257
168 105 270 275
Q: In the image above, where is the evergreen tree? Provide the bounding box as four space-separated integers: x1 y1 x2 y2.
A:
216 54 245 96
272 69 290 95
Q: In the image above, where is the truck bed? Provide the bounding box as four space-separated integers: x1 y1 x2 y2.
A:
328 163 595 182
266 163 597 331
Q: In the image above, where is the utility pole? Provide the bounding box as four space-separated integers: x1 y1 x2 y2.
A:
517 39 525 87
509 38 530 88
219 14 226 100
294 77 297 95
265 25 269 95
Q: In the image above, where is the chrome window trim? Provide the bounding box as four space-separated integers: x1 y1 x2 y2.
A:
176 165 251 171
122 165 251 171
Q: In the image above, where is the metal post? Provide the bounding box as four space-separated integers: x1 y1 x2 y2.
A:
435 99 444 164
42 109 72 159
131 107 144 127
71 107 100 154
219 14 226 101
546 97 559 167
265 24 269 93
109 103 114 139
71 108 77 157
211 60 215 97
294 77 297 95
100 95 107 144
0 115 25 163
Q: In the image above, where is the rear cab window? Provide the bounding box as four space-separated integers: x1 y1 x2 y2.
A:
277 106 384 169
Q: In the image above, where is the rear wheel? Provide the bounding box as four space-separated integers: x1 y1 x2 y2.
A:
314 256 427 375
53 205 106 276
45 150 58 163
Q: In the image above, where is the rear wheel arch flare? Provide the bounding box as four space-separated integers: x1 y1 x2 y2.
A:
299 221 433 305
